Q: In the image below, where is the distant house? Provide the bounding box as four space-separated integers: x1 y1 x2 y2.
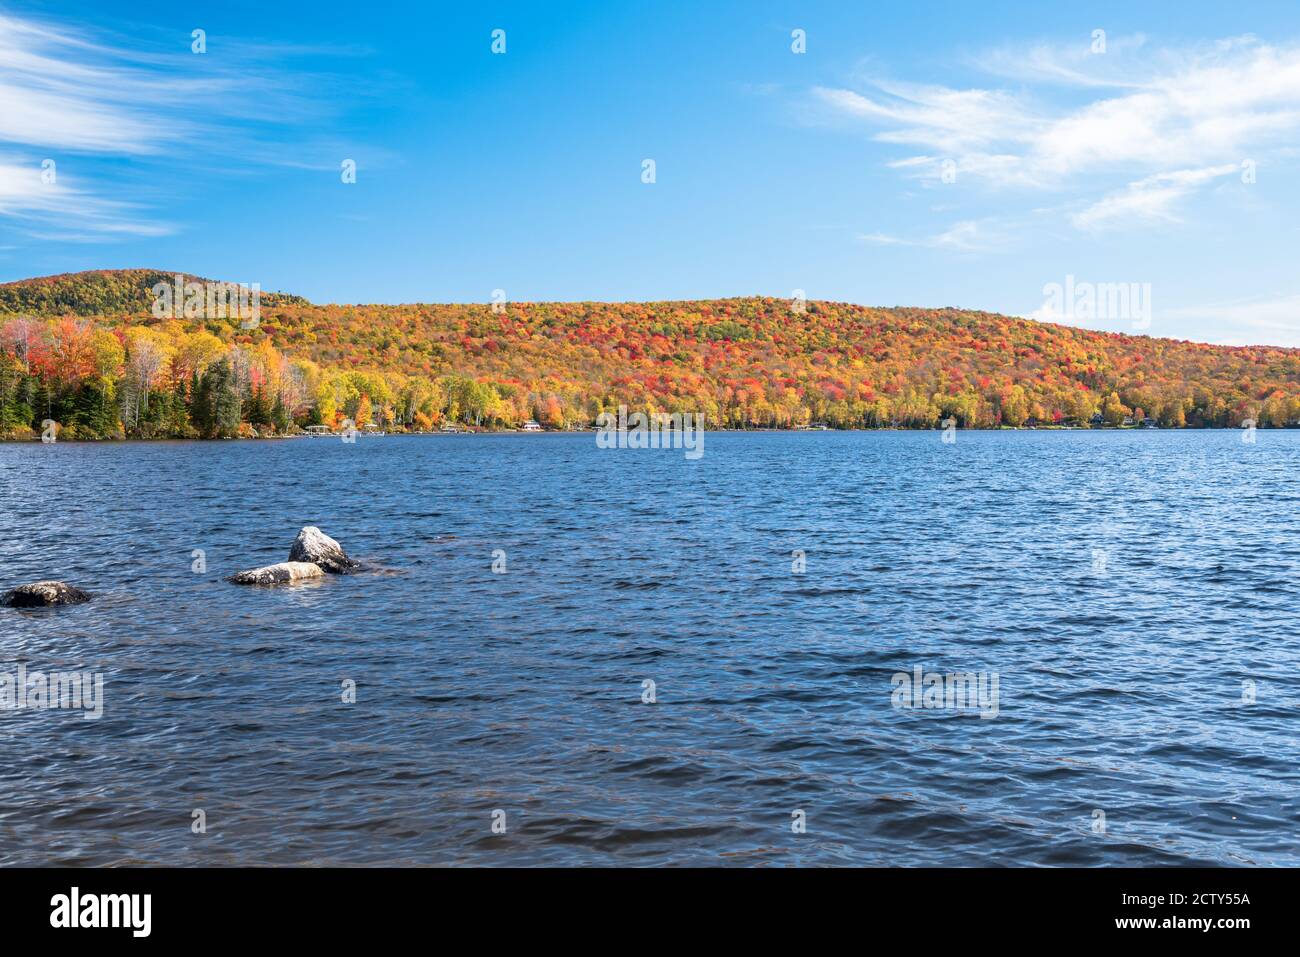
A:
521 420 543 431
1140 417 1158 428
1090 413 1105 425
440 423 460 433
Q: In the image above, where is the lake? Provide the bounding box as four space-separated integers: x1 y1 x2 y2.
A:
0 430 1296 865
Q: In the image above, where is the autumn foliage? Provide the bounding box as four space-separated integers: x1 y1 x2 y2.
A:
3 269 1300 439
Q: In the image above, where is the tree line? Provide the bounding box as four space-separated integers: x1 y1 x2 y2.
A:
4 271 1300 439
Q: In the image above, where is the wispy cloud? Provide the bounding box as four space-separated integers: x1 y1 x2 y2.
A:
975 32 1153 89
859 218 1004 252
1069 163 1240 231
0 159 171 236
814 83 1040 155
0 12 361 240
816 35 1300 231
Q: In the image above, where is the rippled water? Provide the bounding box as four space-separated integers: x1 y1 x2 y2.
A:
0 431 1296 866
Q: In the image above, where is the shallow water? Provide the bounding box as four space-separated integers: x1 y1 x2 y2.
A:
0 430 1296 865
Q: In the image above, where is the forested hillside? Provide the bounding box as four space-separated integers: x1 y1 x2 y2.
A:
0 269 306 317
2 269 1298 439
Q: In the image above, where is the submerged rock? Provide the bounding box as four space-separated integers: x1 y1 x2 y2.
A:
228 561 325 586
2 581 91 607
288 526 359 574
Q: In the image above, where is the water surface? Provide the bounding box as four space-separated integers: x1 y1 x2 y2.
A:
0 431 1296 865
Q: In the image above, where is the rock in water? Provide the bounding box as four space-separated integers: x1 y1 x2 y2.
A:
2 581 91 607
228 562 325 585
288 526 359 573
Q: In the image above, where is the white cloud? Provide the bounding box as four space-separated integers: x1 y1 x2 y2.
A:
1165 294 1300 347
1069 163 1240 231
0 12 350 240
0 14 298 156
1017 290 1300 346
1024 301 1088 327
859 218 1001 252
976 33 1152 89
814 83 1041 156
0 158 172 238
817 36 1300 229
859 231 913 246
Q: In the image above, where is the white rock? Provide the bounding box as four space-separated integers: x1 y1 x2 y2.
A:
228 561 325 585
287 526 359 573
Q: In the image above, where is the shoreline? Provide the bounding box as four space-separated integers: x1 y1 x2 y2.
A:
0 425 1270 444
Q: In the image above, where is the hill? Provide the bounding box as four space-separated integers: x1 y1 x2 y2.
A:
0 269 308 316
1 269 1298 439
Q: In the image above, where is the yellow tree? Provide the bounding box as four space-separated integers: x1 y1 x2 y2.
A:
1102 391 1129 427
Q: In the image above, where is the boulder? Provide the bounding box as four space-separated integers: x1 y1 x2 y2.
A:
2 581 91 607
228 561 325 586
288 526 359 574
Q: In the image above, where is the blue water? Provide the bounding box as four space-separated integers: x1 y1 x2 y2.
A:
0 431 1296 866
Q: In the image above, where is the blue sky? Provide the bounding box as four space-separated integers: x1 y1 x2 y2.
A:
2 0 1300 345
